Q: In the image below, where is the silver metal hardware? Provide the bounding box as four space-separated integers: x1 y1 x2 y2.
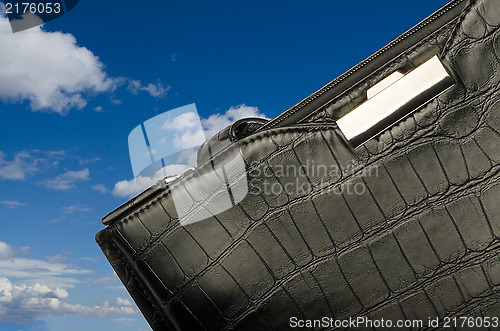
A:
337 55 454 147
164 166 196 184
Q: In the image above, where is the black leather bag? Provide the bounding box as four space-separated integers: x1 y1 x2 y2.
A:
96 0 500 329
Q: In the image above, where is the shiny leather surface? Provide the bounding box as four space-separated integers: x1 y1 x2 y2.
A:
196 117 268 166
96 0 500 329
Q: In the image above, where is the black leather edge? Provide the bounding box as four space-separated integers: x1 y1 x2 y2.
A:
259 0 469 130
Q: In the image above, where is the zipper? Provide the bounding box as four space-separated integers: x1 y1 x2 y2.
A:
102 0 469 227
259 0 469 131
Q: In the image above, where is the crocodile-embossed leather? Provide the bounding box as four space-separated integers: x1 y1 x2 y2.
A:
96 0 500 329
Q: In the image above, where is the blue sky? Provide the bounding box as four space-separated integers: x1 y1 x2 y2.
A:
0 0 448 330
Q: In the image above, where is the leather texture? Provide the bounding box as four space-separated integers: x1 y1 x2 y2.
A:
96 0 500 329
196 118 269 166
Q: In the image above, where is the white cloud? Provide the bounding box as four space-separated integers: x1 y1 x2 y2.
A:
112 164 188 198
0 241 135 323
202 104 268 138
1 201 27 208
127 79 170 98
0 16 116 114
112 178 148 199
112 180 142 199
85 273 120 288
61 204 91 214
114 298 132 307
39 169 90 190
160 105 268 151
176 147 199 166
0 150 82 183
0 151 39 180
91 184 109 194
0 241 88 289
112 105 268 198
0 257 89 280
162 111 199 131
46 255 68 264
78 157 101 165
161 112 207 151
0 242 15 261
0 277 135 324
0 13 173 114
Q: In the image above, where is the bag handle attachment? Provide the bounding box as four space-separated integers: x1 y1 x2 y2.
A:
337 55 454 147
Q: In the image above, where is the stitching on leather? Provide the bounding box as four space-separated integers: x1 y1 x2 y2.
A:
302 22 456 124
101 126 500 326
356 23 500 157
442 0 478 56
110 125 340 255
138 158 498 308
106 1 480 229
297 1 477 126
262 0 469 130
99 2 500 325
108 125 338 227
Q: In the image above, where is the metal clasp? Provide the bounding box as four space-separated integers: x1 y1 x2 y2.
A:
337 55 454 147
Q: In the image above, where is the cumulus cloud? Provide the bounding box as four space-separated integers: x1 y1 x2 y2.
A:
127 79 170 98
0 151 39 180
202 104 268 138
112 179 147 199
0 277 135 324
0 14 171 113
114 298 132 307
1 201 27 208
39 168 90 190
91 184 109 194
0 241 134 323
112 105 267 198
0 242 16 261
160 105 268 151
0 242 29 261
161 112 206 151
112 164 188 198
162 111 199 131
0 15 115 114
